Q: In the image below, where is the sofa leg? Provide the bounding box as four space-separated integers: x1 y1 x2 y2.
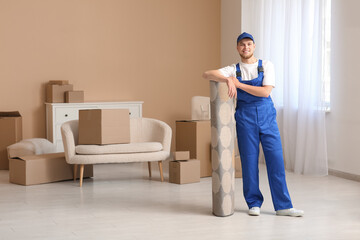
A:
148 162 152 178
79 164 84 187
158 161 164 182
73 164 78 181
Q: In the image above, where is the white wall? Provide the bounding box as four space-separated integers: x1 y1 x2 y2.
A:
221 0 360 176
326 0 360 175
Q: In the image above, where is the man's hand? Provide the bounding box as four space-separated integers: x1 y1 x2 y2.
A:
226 77 237 98
230 76 240 88
202 70 238 98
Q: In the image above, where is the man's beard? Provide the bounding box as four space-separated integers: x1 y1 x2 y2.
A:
240 53 253 59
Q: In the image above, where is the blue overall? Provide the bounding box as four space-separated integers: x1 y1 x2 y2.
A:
235 60 293 211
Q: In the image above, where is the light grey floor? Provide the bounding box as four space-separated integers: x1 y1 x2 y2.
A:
0 163 359 240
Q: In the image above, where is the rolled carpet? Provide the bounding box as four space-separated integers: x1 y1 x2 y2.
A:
210 81 236 217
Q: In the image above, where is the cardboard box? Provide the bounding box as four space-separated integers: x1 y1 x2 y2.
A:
49 80 69 85
46 81 73 103
0 112 22 170
169 159 200 184
176 120 211 177
9 152 93 186
173 151 190 161
65 91 84 103
78 109 130 145
235 155 242 178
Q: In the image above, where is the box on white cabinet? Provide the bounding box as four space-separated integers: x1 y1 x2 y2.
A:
45 102 143 152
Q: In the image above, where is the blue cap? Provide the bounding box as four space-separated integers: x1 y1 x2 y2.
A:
237 32 255 44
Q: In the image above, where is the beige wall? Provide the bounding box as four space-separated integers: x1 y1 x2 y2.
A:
0 0 220 151
221 0 241 66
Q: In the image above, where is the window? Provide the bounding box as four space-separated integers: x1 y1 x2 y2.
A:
322 0 331 110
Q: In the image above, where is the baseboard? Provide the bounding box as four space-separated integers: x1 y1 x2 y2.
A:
328 168 360 182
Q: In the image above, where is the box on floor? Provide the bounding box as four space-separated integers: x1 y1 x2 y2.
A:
0 111 22 170
173 151 190 161
9 152 93 186
78 109 130 145
169 159 200 184
176 120 211 177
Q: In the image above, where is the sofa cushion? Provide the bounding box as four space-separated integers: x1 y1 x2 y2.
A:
75 142 163 155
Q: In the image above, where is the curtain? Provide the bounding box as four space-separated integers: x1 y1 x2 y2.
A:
241 0 328 175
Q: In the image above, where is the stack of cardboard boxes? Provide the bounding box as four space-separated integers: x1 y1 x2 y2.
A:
2 113 94 185
169 151 200 184
174 119 242 181
175 120 211 178
46 80 84 103
169 119 211 184
3 80 89 185
0 112 22 170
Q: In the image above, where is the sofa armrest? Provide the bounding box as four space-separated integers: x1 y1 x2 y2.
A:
141 118 172 153
61 120 78 163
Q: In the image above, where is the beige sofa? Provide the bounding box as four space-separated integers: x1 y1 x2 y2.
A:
61 118 172 187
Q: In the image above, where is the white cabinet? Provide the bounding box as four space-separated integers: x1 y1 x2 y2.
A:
46 101 143 152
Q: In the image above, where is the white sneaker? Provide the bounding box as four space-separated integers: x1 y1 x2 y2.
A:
248 207 260 216
276 208 304 217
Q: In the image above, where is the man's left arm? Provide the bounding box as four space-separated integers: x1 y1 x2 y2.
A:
231 77 273 97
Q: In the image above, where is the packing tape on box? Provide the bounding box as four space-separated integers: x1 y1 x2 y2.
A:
210 81 235 217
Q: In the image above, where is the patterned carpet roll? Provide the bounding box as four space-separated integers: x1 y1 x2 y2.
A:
210 81 236 217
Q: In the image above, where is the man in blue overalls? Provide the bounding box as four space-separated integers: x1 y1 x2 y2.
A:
203 32 304 217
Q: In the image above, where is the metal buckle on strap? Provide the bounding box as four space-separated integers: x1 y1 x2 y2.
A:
236 71 241 77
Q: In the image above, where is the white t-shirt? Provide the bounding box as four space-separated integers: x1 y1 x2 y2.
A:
218 60 275 87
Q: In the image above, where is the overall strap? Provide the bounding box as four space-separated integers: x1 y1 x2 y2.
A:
257 59 264 73
236 63 241 78
257 59 264 78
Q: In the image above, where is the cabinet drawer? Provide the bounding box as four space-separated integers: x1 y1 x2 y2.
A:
98 106 140 118
55 108 80 123
128 106 141 118
55 107 98 124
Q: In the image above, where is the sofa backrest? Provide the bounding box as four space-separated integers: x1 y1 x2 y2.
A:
129 117 143 143
62 117 171 153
